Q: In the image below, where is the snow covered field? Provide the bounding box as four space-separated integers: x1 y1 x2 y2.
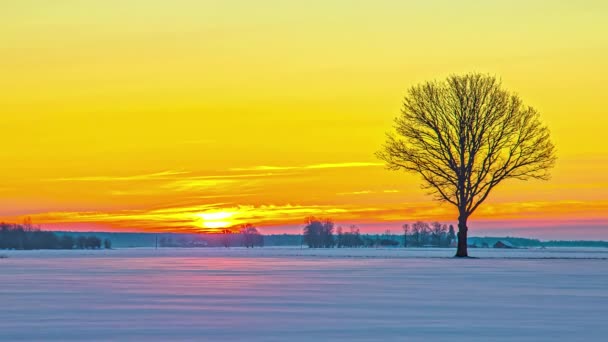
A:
1 248 607 341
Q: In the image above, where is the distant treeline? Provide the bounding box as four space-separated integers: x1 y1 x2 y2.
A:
468 236 542 248
301 218 458 248
303 219 403 248
0 223 111 250
544 240 608 247
469 236 608 248
266 233 402 248
6 222 606 250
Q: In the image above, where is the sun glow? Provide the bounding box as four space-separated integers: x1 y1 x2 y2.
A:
202 221 231 229
196 211 235 231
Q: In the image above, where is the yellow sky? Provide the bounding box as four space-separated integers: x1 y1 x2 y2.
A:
1 1 607 237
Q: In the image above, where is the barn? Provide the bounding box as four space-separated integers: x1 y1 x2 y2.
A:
493 240 515 249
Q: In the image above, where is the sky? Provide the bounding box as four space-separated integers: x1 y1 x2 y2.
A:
1 1 607 239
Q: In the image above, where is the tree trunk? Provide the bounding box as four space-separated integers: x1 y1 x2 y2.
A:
455 215 468 257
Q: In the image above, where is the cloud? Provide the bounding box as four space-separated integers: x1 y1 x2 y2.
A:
160 172 288 192
337 189 400 195
337 190 374 196
162 179 238 191
473 200 608 220
44 169 291 199
47 170 189 182
230 162 383 172
20 203 381 233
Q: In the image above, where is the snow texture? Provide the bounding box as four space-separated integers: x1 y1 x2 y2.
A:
1 247 607 341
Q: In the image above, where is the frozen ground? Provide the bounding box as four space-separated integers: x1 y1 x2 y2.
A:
1 247 607 341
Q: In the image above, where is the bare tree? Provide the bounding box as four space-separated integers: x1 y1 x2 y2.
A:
303 217 335 248
239 223 262 248
220 229 233 248
431 222 447 247
410 221 429 247
447 225 456 246
377 73 556 257
402 223 409 247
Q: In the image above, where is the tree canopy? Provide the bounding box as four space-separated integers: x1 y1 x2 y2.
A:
378 73 556 257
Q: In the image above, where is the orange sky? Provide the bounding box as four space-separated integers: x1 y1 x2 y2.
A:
1 1 607 238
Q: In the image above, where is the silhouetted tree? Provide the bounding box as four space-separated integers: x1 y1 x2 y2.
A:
336 226 344 248
103 239 112 249
336 225 364 248
448 225 456 246
240 224 262 248
410 221 431 247
402 223 409 247
220 229 233 248
431 222 447 247
23 217 34 231
383 229 391 239
85 236 101 249
303 217 335 248
348 225 364 248
441 224 449 247
378 73 556 256
355 226 365 247
76 236 87 249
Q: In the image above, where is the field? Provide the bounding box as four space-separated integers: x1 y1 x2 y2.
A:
1 247 607 341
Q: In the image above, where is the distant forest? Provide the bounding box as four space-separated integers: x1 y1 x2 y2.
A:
0 222 111 250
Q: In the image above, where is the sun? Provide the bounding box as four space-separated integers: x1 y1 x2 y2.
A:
196 211 235 231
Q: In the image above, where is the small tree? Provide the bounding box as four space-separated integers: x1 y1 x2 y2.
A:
402 224 409 247
447 225 456 246
303 217 335 248
411 221 430 247
336 226 344 248
103 239 112 249
378 73 556 257
431 222 447 247
220 229 233 248
239 224 262 248
350 225 364 248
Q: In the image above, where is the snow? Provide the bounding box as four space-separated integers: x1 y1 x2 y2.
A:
1 248 607 341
